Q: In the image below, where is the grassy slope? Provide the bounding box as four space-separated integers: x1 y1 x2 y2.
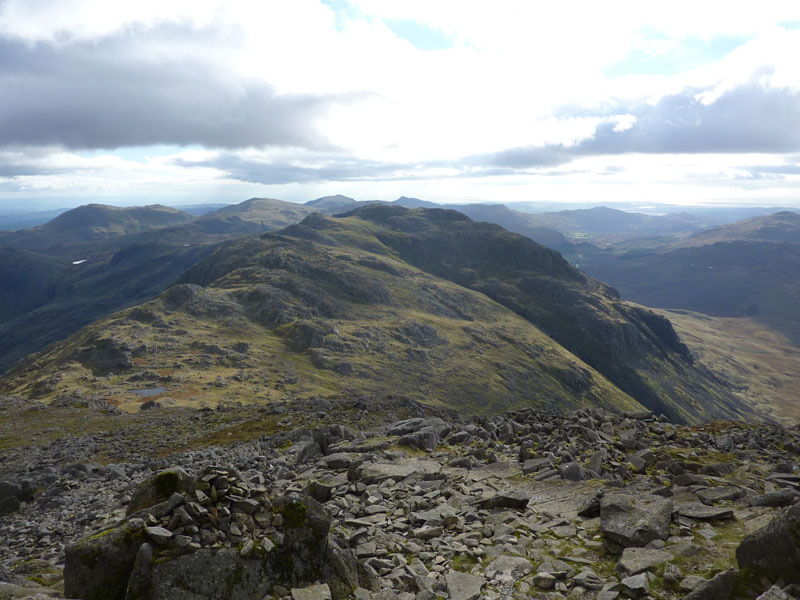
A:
317 206 754 423
659 309 800 423
0 199 317 374
0 231 638 416
0 204 196 251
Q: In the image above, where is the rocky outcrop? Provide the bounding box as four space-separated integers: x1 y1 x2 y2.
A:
74 337 133 375
64 467 371 600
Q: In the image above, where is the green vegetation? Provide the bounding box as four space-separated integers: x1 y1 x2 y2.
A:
0 205 765 423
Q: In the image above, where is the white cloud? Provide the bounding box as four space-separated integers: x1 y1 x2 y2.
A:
2 0 800 205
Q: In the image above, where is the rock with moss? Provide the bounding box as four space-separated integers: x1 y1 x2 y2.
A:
129 547 277 600
126 467 193 516
736 504 800 586
271 493 331 585
74 337 134 375
64 518 147 600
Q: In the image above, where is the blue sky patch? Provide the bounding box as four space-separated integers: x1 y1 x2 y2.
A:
605 33 751 78
77 145 198 162
384 18 454 50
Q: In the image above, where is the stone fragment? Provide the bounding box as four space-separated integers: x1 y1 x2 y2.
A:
445 571 485 600
616 548 672 576
684 570 736 600
291 583 333 600
573 569 604 590
620 573 650 598
678 503 734 521
145 526 173 546
484 555 532 583
474 492 528 510
696 486 745 505
756 585 793 600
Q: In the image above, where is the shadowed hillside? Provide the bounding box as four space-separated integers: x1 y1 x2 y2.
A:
0 207 760 423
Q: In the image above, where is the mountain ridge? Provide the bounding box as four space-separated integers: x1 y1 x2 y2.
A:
0 206 763 424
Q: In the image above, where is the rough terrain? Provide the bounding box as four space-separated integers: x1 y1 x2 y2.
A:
2 395 799 599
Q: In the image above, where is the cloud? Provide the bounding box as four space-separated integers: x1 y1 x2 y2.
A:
172 151 425 184
0 30 356 151
480 82 800 169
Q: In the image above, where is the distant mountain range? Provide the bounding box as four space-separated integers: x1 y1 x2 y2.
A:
0 205 756 423
0 199 314 372
577 211 800 345
2 196 799 423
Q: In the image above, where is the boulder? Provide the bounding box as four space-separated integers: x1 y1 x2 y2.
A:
135 547 278 600
271 493 332 585
736 504 800 585
600 493 672 551
126 467 194 516
64 519 147 600
75 337 133 374
0 495 20 516
747 489 798 508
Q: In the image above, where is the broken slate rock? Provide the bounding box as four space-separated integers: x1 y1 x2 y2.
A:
474 492 529 510
684 570 736 600
678 503 735 521
600 493 672 551
696 486 746 505
445 571 486 600
620 573 650 598
616 547 673 576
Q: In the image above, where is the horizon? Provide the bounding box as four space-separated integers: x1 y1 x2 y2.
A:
1 2 800 208
2 194 800 222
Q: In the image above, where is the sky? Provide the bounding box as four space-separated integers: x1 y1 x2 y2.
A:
1 0 800 210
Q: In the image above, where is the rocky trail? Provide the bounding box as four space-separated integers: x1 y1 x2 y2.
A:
1 395 799 600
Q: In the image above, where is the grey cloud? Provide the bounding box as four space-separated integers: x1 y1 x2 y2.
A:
480 83 800 169
174 153 421 184
743 164 800 175
0 28 354 150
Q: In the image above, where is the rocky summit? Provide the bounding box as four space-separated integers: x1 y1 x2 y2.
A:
1 395 799 599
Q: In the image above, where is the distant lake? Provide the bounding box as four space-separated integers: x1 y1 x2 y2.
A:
130 386 166 397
